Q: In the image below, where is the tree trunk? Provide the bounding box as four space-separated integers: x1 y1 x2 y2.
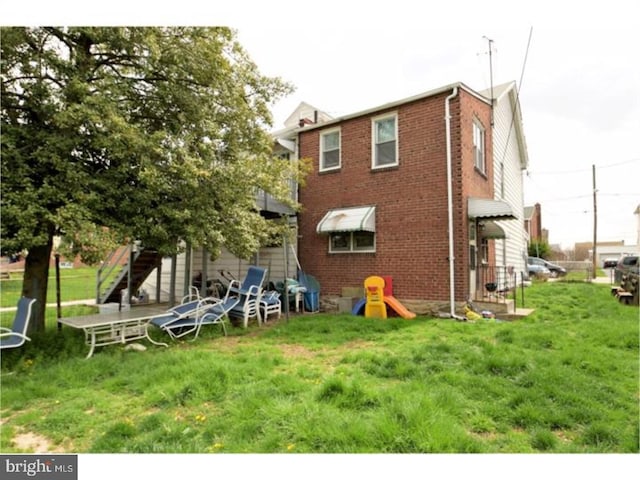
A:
21 235 54 333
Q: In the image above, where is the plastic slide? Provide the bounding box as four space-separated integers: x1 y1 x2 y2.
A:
351 296 416 319
384 295 417 319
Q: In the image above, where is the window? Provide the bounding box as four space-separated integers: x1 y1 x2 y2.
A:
320 128 340 171
372 113 398 168
480 238 489 264
473 121 485 173
329 231 375 253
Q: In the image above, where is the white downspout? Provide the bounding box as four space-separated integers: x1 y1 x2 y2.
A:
445 87 464 319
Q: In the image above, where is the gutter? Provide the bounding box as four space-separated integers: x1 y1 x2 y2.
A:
445 87 465 320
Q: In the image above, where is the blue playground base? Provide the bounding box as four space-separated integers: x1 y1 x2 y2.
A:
352 298 366 315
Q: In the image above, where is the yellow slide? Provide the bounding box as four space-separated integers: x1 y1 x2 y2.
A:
384 296 416 319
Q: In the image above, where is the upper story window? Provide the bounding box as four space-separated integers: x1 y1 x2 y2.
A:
473 120 486 174
372 113 398 169
320 128 341 171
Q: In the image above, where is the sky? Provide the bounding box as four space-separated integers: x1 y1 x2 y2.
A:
232 11 640 250
5 1 640 251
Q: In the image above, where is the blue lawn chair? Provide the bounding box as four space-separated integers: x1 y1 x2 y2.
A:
0 297 36 350
150 295 236 340
227 266 267 328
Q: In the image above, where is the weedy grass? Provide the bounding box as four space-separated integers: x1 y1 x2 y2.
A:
0 280 638 453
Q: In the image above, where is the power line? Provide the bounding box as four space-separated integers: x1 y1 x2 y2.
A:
527 157 640 175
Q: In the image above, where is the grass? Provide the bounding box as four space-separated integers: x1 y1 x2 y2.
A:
0 279 638 453
1 267 98 308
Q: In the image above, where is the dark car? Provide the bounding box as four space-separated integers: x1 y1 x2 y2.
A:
603 258 619 269
614 255 639 283
527 256 567 278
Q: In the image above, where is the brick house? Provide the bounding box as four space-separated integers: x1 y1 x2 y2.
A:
289 82 527 314
524 203 543 243
133 83 529 317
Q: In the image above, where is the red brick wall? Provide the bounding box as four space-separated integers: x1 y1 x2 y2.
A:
298 89 493 302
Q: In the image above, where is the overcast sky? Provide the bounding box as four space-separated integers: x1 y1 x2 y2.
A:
7 1 640 250
233 10 640 250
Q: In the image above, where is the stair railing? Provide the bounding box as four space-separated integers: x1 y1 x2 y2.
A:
96 243 141 304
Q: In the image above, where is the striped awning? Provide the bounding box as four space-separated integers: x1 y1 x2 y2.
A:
468 197 516 220
317 206 376 233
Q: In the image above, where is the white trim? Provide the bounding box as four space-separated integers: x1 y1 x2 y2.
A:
473 119 486 174
371 112 399 170
319 126 341 172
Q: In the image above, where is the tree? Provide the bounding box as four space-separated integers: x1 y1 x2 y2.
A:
1 27 300 331
528 240 551 259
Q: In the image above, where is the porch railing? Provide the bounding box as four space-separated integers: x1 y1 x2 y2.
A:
475 265 516 303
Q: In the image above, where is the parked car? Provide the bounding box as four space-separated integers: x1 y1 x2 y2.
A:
527 263 551 280
614 255 639 283
527 256 567 278
602 258 619 269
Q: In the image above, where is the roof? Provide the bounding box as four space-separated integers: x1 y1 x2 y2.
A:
296 82 490 133
468 197 516 220
317 206 376 233
283 101 333 130
523 206 535 220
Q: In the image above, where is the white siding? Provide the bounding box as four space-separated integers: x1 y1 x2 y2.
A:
146 241 300 300
492 89 528 282
141 252 188 303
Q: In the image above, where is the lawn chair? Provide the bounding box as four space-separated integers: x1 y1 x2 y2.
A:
259 290 282 322
0 297 36 350
150 296 226 340
195 297 240 338
227 266 267 328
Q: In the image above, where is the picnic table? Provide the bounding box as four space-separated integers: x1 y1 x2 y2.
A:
58 305 169 358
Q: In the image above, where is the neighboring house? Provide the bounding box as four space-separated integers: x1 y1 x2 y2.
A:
291 81 529 314
574 240 625 262
524 203 543 243
596 244 639 266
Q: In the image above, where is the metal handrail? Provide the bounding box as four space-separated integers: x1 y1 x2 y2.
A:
96 244 133 303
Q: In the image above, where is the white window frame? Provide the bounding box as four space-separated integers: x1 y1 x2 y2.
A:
319 127 341 172
371 112 398 169
329 231 376 253
473 120 486 174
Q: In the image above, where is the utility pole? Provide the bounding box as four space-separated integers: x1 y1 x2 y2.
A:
592 164 598 279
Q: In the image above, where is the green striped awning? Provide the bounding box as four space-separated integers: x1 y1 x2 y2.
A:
317 206 376 233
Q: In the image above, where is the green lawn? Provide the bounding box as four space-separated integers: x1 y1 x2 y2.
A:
0 279 638 453
1 267 98 308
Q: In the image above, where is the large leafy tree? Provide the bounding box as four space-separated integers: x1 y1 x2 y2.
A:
1 27 300 331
